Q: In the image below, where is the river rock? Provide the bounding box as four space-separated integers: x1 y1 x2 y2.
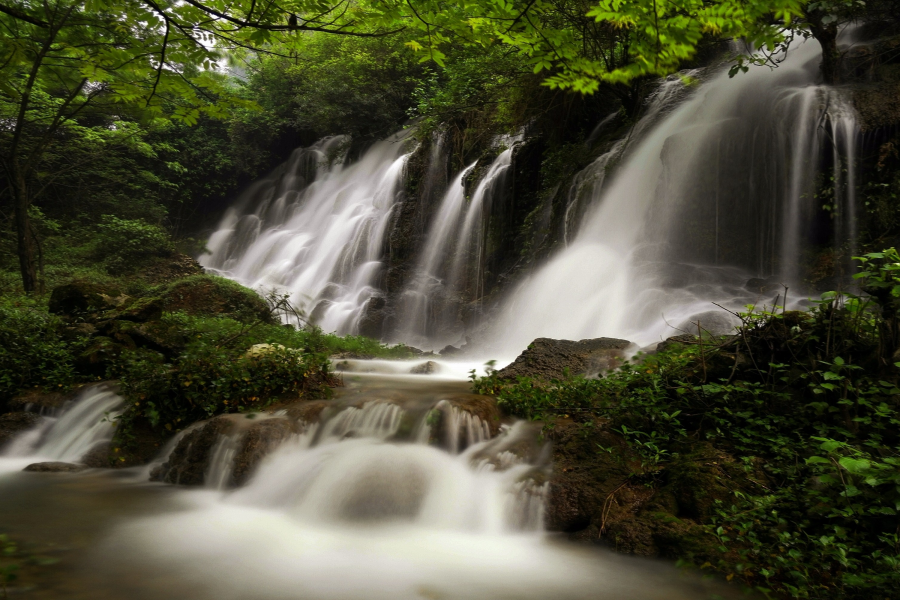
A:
439 344 461 357
410 360 438 374
231 418 297 486
281 400 330 423
48 281 125 317
81 442 114 468
23 462 87 473
0 412 42 449
745 277 783 295
496 337 632 381
152 417 235 486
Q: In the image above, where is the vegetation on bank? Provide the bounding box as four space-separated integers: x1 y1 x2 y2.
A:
473 251 900 600
0 261 416 462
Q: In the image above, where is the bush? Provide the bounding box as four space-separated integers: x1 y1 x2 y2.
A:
95 216 173 274
0 298 79 403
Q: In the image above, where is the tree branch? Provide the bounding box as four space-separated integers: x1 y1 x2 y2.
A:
0 2 47 28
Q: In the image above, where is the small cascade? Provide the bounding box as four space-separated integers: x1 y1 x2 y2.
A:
395 163 476 345
204 431 244 490
228 403 545 534
434 399 491 454
200 132 416 335
1 384 124 463
447 147 515 310
563 75 696 245
317 401 404 441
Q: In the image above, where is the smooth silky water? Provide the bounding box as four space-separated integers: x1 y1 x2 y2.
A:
0 367 751 600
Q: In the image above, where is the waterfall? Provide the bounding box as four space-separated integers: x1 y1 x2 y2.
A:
491 37 861 352
394 146 516 349
394 163 476 346
200 132 416 334
1 384 124 467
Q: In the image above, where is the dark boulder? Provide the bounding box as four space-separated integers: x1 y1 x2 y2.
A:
496 337 632 381
0 412 42 449
357 296 388 339
140 253 204 285
744 277 783 295
81 442 114 468
48 281 124 317
439 344 460 357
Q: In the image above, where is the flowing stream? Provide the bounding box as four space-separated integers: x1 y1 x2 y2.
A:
0 366 748 599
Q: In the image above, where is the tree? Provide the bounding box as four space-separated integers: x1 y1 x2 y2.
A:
0 0 400 292
400 0 806 94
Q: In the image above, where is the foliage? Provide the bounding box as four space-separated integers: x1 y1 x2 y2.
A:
473 252 900 599
116 341 333 434
237 33 423 145
111 308 412 446
399 0 805 94
0 297 78 403
95 216 174 274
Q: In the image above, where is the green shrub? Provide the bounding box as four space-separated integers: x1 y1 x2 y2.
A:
95 216 173 274
0 298 79 402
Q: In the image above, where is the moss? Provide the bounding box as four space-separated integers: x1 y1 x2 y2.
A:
154 274 274 325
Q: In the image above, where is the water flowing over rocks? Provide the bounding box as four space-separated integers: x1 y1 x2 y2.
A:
496 337 632 381
0 384 125 466
0 412 42 449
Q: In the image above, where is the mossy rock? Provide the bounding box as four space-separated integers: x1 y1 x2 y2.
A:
48 281 124 317
156 275 274 324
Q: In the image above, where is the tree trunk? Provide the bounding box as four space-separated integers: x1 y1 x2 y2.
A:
11 168 37 292
806 11 841 85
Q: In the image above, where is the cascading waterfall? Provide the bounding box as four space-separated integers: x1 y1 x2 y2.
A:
200 132 416 334
491 36 862 353
394 163 476 345
395 145 516 349
0 384 123 468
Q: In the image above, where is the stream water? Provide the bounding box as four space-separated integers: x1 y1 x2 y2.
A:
0 368 750 600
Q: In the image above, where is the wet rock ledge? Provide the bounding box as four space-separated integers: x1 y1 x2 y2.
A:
496 337 632 381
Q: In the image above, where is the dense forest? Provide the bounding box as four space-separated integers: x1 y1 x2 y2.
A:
3 1 900 599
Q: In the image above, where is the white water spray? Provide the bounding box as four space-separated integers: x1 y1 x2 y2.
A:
200 132 416 334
